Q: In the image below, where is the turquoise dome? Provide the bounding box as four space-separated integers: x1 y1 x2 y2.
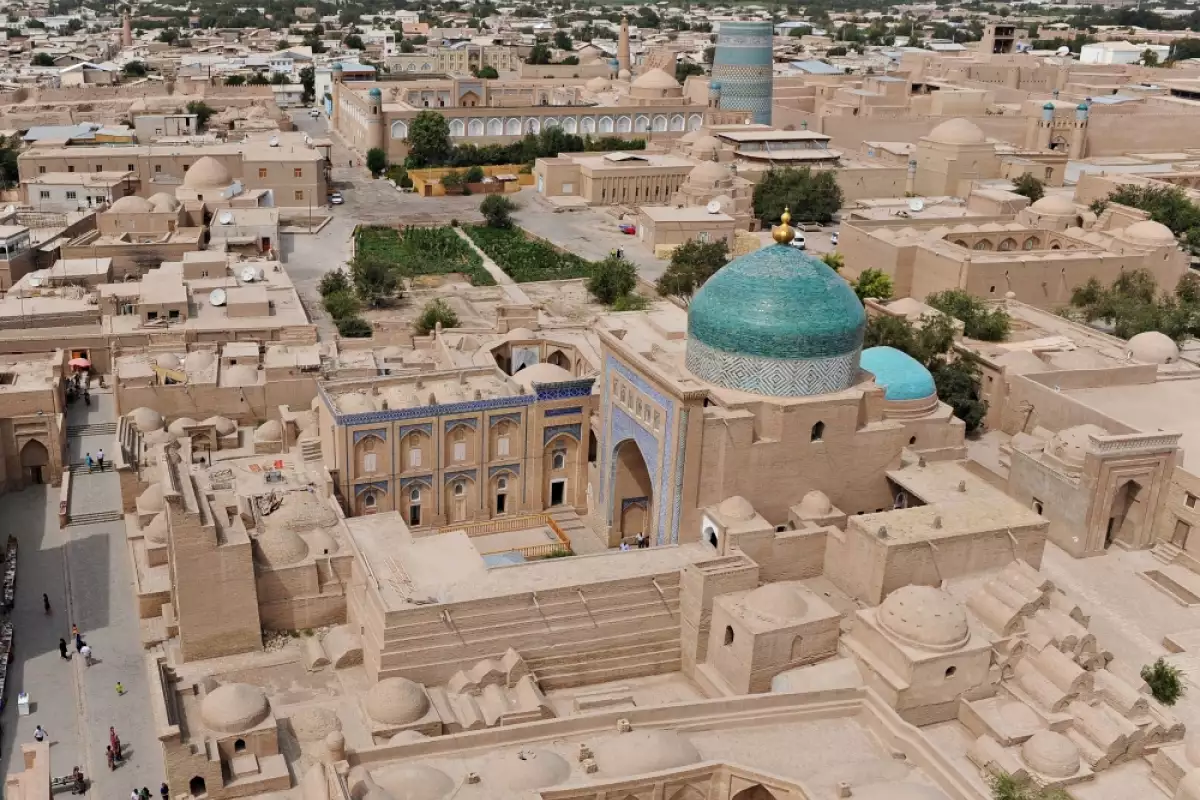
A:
860 346 935 401
685 242 866 397
369 87 383 99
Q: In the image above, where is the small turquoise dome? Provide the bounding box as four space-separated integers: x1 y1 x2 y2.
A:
1077 102 1089 110
685 242 866 397
1042 101 1055 110
368 87 382 99
860 346 935 401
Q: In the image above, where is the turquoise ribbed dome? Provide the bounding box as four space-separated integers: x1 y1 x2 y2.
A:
860 346 935 401
685 243 867 397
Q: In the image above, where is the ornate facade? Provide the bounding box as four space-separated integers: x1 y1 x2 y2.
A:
711 21 775 125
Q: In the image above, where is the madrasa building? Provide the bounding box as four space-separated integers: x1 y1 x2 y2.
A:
593 212 969 548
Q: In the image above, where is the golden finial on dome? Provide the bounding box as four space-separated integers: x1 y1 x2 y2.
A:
772 207 795 244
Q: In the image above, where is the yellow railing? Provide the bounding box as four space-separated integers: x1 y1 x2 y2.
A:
441 513 572 560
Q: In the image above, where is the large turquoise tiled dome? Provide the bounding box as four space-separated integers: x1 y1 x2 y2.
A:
685 240 867 397
859 346 936 401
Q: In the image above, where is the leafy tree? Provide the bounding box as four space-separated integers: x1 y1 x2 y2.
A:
277 38 290 50
122 60 147 77
1142 47 1159 66
464 165 485 183
820 251 845 271
440 169 465 190
788 26 814 36
415 298 460 335
854 268 893 301
404 110 452 168
1102 184 1199 254
827 45 848 56
322 289 360 320
527 42 552 64
1142 658 1186 706
31 52 56 67
553 30 572 50
186 100 215 131
248 72 271 85
864 313 988 434
558 55 579 66
480 194 516 228
636 7 660 28
1068 270 1200 341
157 27 180 44
926 289 1011 341
336 316 373 338
675 61 704 83
655 239 728 301
351 253 400 307
475 65 499 79
366 147 387 177
587 255 637 305
703 45 715 65
270 72 290 85
344 33 364 49
224 74 245 86
319 270 350 297
752 167 844 226
299 65 315 103
399 39 415 53
1012 173 1045 203
989 771 1071 800
0 137 20 188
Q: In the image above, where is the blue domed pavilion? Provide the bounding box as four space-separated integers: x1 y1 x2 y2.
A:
859 346 936 401
685 214 866 396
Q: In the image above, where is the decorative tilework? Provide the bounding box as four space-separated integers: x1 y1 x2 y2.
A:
399 475 433 491
488 463 520 478
398 422 433 441
622 496 649 511
444 469 477 484
544 406 583 418
354 480 389 496
444 418 478 434
670 407 688 544
353 428 387 445
686 338 860 397
712 21 774 124
533 379 594 402
328 387 533 426
488 412 522 428
543 423 582 447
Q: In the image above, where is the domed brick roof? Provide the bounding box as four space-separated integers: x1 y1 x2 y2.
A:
586 76 611 92
1028 195 1076 215
203 415 237 436
373 765 453 800
591 730 700 776
481 749 571 790
688 160 731 187
1046 423 1107 471
201 682 270 733
717 495 756 520
143 512 168 544
255 528 309 567
110 195 154 213
186 350 217 372
367 677 430 725
1124 219 1176 245
183 156 233 189
685 240 866 396
1127 331 1179 364
632 68 680 90
147 191 181 211
291 706 342 742
226 364 260 386
1021 730 1080 778
860 346 936 401
129 406 164 432
167 416 198 437
742 582 808 622
925 118 985 145
798 490 832 516
878 585 969 651
254 419 283 442
137 483 165 514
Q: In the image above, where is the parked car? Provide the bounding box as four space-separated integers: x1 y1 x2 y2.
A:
790 233 807 251
329 192 344 205
618 223 636 235
830 230 839 246
309 108 321 117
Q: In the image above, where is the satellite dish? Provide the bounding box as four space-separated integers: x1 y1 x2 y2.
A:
1056 46 1070 57
209 288 227 306
218 210 233 225
908 198 924 213
705 200 721 214
241 266 258 282
268 135 280 147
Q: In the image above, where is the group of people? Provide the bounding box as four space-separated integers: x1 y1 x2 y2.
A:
84 450 105 472
59 623 93 665
106 726 124 770
66 371 91 406
618 532 651 550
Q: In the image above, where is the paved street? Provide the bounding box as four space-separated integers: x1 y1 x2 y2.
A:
1 391 163 796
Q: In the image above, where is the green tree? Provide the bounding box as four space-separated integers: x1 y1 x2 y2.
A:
526 42 553 64
0 136 20 188
122 60 147 77
186 100 215 130
270 72 290 85
820 251 845 271
366 147 388 177
854 268 893 301
655 239 728 300
157 27 180 44
322 290 360 320
404 110 452 168
31 52 56 67
553 30 572 50
988 771 1071 800
299 65 315 103
344 33 364 49
224 74 245 86
399 39 415 53
277 38 290 50
1012 173 1045 203
351 253 400 307
587 255 638 305
926 289 1011 341
558 55 579 66
675 61 704 83
1069 270 1200 341
415 298 460 335
480 194 516 228
248 72 271 85
1142 47 1159 66
1142 658 1186 706
336 316 373 338
475 65 499 79
319 270 350 297
464 165 485 183
752 167 844 225
440 169 465 191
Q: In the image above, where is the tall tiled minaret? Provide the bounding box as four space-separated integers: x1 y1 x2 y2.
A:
617 17 631 75
121 12 133 48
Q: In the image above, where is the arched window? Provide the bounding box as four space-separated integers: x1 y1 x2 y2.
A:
234 739 246 752
407 433 423 468
724 626 734 645
999 238 1016 251
1024 236 1039 250
553 451 566 470
973 239 993 251
454 481 466 497
410 487 421 503
811 421 825 442
497 476 508 491
189 777 206 797
364 492 377 509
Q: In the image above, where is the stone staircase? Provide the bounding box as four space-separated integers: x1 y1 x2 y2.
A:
67 422 117 438
68 509 124 527
68 462 114 475
523 627 681 690
1152 541 1184 565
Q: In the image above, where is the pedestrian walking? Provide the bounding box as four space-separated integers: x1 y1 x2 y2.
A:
84 389 91 406
106 746 115 771
112 732 123 763
43 593 51 613
34 725 47 742
116 681 125 696
74 632 84 652
97 448 105 470
161 783 169 800
71 623 79 637
109 726 119 750
59 638 69 659
85 452 93 472
141 787 152 800
132 789 140 800
80 643 92 665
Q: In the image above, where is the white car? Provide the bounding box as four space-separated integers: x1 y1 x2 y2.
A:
790 233 807 251
329 192 344 205
830 230 839 246
309 108 321 118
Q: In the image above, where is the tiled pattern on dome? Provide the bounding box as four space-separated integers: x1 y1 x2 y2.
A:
686 338 860 397
712 22 774 125
687 245 866 361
